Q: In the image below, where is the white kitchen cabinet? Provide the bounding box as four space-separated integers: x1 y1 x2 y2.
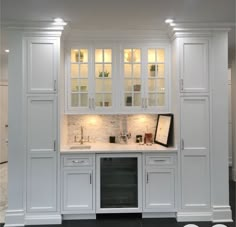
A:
180 96 210 210
179 38 209 93
121 45 169 113
66 45 116 114
143 153 176 212
61 154 95 214
65 43 170 114
145 168 175 210
23 33 61 224
27 153 57 212
27 96 57 153
25 37 59 93
180 96 209 154
63 170 93 212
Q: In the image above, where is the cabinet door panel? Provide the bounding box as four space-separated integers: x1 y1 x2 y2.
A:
27 154 57 212
180 96 210 210
145 168 175 210
63 170 93 212
181 97 209 151
27 97 56 153
26 38 58 93
181 154 210 210
180 38 208 93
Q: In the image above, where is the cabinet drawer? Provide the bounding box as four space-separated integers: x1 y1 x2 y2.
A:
63 156 93 167
145 155 175 166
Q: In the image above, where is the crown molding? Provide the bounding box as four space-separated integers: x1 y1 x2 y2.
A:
64 28 170 42
168 22 233 41
1 20 66 32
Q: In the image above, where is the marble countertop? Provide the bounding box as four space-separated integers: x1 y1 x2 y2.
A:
60 142 177 154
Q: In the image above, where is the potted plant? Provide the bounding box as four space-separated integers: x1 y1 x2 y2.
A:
79 51 84 62
99 71 110 78
150 64 157 77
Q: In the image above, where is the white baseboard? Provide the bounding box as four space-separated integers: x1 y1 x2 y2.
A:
4 209 25 227
24 214 62 225
177 211 212 222
142 212 176 218
212 206 233 223
63 214 96 220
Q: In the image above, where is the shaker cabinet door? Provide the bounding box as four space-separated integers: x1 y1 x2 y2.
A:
62 170 93 213
27 153 57 212
27 96 57 153
25 37 59 93
180 38 209 93
144 168 175 211
180 96 210 210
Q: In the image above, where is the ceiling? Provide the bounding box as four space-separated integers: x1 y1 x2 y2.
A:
1 0 235 59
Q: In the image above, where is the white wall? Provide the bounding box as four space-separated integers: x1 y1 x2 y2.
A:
0 53 8 82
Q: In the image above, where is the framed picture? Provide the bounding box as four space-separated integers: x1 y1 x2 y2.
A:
154 114 173 147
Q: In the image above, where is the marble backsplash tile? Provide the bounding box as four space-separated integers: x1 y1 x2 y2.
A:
67 114 158 144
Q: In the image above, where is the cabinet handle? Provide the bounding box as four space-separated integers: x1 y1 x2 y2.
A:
54 140 56 151
92 98 95 110
154 159 165 162
72 160 84 163
145 98 148 108
89 98 91 109
180 79 184 91
54 80 57 91
142 98 144 108
90 173 92 184
146 173 149 184
181 139 184 150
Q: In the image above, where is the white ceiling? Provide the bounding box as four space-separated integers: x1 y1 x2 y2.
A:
1 0 235 59
1 0 235 30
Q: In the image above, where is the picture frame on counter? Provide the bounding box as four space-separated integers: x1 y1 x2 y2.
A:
154 114 173 147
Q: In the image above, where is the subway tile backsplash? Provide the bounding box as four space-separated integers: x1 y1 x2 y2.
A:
67 114 158 144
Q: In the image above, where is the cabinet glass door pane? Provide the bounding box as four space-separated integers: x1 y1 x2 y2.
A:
123 49 142 107
95 49 112 108
70 48 89 108
147 48 165 107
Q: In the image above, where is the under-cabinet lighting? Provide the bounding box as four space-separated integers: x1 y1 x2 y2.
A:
165 19 174 24
170 23 176 27
4 49 10 53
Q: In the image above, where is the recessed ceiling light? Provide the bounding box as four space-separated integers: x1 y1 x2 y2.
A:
165 19 174 24
53 17 67 26
170 23 176 26
5 49 10 53
54 18 64 23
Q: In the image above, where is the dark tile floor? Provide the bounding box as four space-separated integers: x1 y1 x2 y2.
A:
1 177 235 227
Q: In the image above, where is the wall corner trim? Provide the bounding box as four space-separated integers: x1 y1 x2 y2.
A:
176 211 212 222
212 205 233 223
24 214 62 225
4 209 25 227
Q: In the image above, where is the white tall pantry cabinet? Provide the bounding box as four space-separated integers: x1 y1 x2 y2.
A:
5 29 62 226
172 29 232 222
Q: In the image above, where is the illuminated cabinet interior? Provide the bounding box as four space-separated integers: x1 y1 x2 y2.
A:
70 49 89 107
122 47 166 109
95 49 112 107
67 44 168 114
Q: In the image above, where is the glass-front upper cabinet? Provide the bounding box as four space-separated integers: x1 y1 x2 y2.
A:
70 48 89 109
95 49 113 108
67 46 114 113
147 48 165 107
121 46 168 113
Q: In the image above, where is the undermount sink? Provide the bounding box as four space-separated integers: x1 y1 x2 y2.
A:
69 144 91 149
